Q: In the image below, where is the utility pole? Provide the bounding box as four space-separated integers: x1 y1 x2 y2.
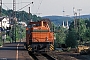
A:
77 9 82 41
0 0 2 16
13 0 16 43
0 0 2 44
29 7 31 22
77 9 82 19
74 13 77 28
73 7 77 28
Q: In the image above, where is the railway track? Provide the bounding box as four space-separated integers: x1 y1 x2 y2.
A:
28 51 56 60
41 52 55 60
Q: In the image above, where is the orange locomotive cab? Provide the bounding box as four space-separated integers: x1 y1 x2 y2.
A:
25 19 54 52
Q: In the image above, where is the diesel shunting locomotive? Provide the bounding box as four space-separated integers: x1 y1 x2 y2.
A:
25 19 54 52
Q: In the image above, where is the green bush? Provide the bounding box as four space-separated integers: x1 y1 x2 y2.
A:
6 35 11 41
0 41 2 46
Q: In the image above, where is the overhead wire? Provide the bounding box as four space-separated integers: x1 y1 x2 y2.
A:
2 2 20 11
36 0 43 14
3 0 43 16
3 3 10 10
20 1 34 13
2 3 19 4
17 2 33 11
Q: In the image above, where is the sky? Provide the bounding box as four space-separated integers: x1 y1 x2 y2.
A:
2 0 90 17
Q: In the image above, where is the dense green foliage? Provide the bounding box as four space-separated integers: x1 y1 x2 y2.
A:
6 24 26 42
55 26 67 47
56 26 67 44
16 24 26 41
65 19 90 47
55 18 90 48
65 29 77 48
2 9 42 23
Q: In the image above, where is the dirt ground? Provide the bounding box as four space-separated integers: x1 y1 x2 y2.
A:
55 52 90 60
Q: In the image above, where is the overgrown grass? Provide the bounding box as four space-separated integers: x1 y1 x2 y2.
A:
0 37 2 46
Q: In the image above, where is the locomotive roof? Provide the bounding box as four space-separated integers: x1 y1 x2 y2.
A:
28 20 47 25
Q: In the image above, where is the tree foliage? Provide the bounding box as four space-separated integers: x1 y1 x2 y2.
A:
2 9 42 24
65 29 77 48
66 19 90 47
55 26 67 47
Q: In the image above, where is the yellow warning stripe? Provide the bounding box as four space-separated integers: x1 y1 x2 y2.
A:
49 44 54 51
28 48 32 51
28 45 32 51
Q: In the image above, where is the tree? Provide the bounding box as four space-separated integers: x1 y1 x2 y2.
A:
55 26 67 47
65 29 77 48
32 15 38 22
84 28 90 41
69 19 87 43
2 8 42 24
78 19 87 41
